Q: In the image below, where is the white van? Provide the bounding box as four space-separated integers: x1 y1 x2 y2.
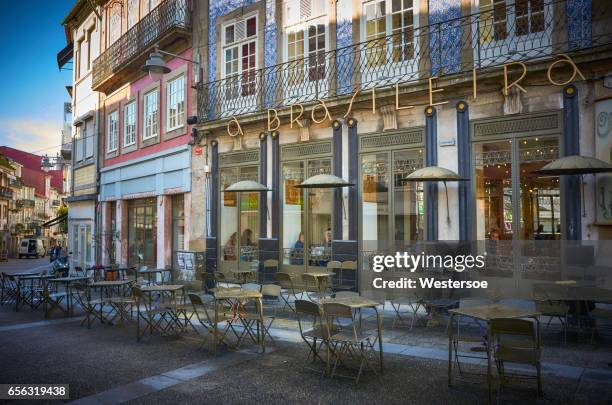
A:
18 238 46 259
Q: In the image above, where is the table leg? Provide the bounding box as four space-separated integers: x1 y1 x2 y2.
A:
375 308 384 373
213 298 219 356
487 323 492 404
448 313 454 386
258 297 265 353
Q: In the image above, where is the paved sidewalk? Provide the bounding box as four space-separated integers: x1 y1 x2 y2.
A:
0 306 611 404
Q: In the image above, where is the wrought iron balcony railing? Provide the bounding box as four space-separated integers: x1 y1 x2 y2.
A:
92 0 191 91
9 177 24 189
197 0 611 122
0 187 13 200
18 199 35 209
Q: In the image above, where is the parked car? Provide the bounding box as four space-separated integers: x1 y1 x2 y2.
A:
18 238 46 259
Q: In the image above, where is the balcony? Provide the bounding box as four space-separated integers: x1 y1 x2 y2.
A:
18 199 35 209
0 187 13 200
92 0 191 93
51 199 61 207
10 177 24 189
197 0 610 122
36 212 48 220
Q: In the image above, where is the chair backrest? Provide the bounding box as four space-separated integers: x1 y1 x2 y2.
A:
341 261 357 270
264 259 278 269
323 302 353 319
301 274 318 290
131 286 144 306
490 318 539 349
296 299 321 317
275 272 294 290
327 260 342 271
188 293 213 324
261 284 281 298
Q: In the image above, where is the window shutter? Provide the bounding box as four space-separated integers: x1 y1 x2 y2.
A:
300 0 311 19
235 19 246 41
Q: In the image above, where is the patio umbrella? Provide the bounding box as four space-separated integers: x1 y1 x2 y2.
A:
224 180 270 220
294 174 354 189
224 180 270 192
295 174 354 220
404 166 468 224
532 155 612 216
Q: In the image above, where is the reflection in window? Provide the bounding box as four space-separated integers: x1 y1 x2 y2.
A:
475 141 513 240
518 137 559 240
220 166 259 268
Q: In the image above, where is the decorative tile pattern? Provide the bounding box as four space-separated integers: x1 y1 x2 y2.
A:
428 0 461 76
208 1 279 115
566 0 592 49
336 0 353 95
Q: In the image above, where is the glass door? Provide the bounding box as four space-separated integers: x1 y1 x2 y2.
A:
219 166 259 273
282 158 333 273
361 149 424 253
127 198 157 267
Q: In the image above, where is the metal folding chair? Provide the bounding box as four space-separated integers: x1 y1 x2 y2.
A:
275 272 304 312
132 286 178 342
323 302 378 383
295 299 337 374
188 293 239 353
72 283 105 328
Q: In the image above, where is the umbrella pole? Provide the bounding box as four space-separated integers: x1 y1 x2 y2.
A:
444 181 450 224
581 175 586 217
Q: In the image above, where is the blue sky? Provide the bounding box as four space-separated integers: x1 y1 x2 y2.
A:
0 1 74 155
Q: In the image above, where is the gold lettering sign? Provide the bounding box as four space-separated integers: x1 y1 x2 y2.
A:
472 67 477 100
395 83 414 110
371 87 376 114
267 109 280 131
503 61 527 95
290 104 304 128
343 89 360 119
428 77 448 106
547 53 586 86
227 117 244 137
311 99 332 124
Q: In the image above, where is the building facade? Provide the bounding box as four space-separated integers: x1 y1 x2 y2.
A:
91 0 193 269
58 0 612 290
191 0 612 289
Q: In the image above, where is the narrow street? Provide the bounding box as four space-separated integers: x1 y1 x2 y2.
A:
0 257 52 275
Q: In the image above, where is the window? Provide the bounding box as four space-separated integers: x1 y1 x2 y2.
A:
123 101 137 146
143 89 159 140
222 14 258 98
362 0 416 67
284 0 328 83
127 0 139 29
166 75 185 131
75 125 83 163
107 110 118 152
84 118 94 160
109 6 121 44
86 28 94 71
480 0 545 43
76 39 84 78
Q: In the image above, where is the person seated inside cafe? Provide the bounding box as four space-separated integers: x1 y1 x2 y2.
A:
291 232 305 265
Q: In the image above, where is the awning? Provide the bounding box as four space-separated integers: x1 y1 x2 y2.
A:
57 42 74 70
41 213 67 228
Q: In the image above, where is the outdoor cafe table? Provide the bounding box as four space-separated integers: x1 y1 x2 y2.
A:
46 276 90 317
213 289 265 354
139 268 172 285
89 279 132 300
447 304 541 403
303 272 334 293
230 269 257 285
320 296 384 373
13 274 55 312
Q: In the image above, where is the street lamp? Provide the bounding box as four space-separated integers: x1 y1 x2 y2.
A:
142 46 201 81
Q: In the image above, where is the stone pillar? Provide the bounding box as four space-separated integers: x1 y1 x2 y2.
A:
157 194 172 269
117 200 128 267
101 201 112 265
183 192 191 250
